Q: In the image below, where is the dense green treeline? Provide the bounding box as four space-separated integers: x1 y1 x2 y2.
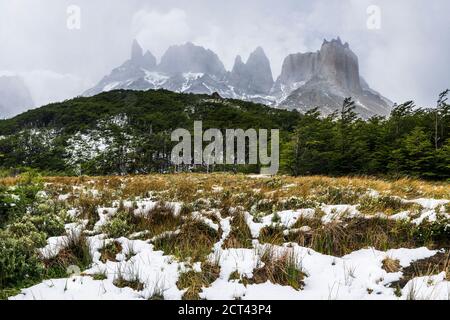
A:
282 95 450 179
0 89 448 179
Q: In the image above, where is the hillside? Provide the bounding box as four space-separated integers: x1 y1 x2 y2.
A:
0 89 298 135
0 89 448 179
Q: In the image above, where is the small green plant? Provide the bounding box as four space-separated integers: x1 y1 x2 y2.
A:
92 270 108 281
101 211 134 238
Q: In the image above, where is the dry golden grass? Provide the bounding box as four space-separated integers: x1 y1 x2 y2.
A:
223 212 253 249
5 174 445 204
3 173 448 274
152 219 221 261
382 258 401 273
176 261 220 300
389 251 450 290
99 241 123 263
243 249 306 290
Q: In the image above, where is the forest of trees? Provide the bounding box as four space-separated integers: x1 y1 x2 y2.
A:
0 89 448 180
282 93 449 179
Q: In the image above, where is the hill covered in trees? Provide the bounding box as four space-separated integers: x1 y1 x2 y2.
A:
0 89 448 179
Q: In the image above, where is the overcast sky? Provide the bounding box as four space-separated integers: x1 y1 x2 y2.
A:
0 0 449 108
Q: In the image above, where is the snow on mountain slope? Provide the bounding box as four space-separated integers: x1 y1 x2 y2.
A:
84 39 393 118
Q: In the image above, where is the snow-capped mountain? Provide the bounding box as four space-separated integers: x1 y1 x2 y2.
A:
84 39 392 118
0 75 34 119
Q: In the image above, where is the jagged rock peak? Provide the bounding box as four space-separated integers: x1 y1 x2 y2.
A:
251 46 266 55
142 50 157 70
84 37 392 119
229 46 274 95
158 42 226 76
322 37 350 49
131 39 143 60
128 40 156 70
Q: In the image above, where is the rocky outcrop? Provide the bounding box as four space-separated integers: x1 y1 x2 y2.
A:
275 38 391 117
229 47 274 95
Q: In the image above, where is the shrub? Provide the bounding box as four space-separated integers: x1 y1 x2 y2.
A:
101 211 134 238
0 233 45 291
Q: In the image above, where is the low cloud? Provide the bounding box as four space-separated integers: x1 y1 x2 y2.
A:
132 8 192 60
1 0 449 110
0 69 92 108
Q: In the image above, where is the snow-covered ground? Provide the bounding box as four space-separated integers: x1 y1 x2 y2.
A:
10 196 450 300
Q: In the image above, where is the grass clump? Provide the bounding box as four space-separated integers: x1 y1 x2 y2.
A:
91 271 108 281
244 250 306 291
153 219 220 261
132 203 184 238
358 195 422 216
102 203 183 240
99 241 123 263
44 234 92 279
113 277 144 291
389 251 450 290
258 226 285 246
382 258 401 273
223 213 253 249
315 186 361 205
113 265 144 291
176 262 220 300
287 217 450 257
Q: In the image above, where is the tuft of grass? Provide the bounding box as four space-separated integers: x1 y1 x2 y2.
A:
287 217 450 257
176 261 220 300
382 258 401 273
113 278 144 291
101 203 184 240
258 226 285 246
153 219 220 261
228 270 241 281
244 250 306 291
132 203 184 238
91 270 108 281
223 212 253 249
76 195 102 229
44 233 92 278
358 195 422 216
147 289 165 300
99 241 122 263
315 186 362 205
389 251 450 289
113 267 144 291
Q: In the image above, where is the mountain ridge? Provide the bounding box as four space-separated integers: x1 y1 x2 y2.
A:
84 38 392 118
